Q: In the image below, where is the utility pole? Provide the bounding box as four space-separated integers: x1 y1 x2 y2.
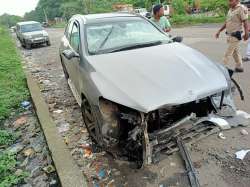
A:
43 8 48 23
83 0 89 14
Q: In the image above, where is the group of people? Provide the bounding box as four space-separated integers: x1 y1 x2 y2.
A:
151 0 250 73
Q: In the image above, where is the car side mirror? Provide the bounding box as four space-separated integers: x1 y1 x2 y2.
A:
62 49 79 60
172 36 183 43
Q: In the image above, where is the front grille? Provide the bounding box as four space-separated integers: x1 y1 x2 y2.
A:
32 34 43 38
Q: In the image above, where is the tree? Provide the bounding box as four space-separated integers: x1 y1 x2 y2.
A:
200 0 228 16
0 14 22 27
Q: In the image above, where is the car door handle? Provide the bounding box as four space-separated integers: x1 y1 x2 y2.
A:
62 49 79 60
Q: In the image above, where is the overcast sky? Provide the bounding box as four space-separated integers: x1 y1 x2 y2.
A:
0 0 39 16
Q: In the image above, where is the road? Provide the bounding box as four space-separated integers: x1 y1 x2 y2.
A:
19 25 250 187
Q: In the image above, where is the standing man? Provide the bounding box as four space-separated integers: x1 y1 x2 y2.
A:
242 24 250 61
150 4 171 33
216 0 248 73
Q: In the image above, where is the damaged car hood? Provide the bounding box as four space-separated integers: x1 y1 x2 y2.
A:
89 43 228 113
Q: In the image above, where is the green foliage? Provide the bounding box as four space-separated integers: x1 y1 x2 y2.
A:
171 14 225 25
0 26 29 121
200 0 228 16
0 130 16 146
0 14 22 27
0 152 28 187
171 0 186 15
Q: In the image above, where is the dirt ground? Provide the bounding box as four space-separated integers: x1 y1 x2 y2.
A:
17 25 250 187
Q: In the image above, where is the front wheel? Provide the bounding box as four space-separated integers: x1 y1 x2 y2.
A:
25 42 31 49
81 98 100 144
46 40 51 46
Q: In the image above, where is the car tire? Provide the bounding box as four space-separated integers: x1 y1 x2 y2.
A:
46 40 51 46
81 98 100 144
25 42 31 49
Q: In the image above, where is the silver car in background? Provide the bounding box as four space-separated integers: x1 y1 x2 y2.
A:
16 21 51 49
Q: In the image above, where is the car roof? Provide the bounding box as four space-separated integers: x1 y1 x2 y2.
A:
74 13 138 24
17 21 40 26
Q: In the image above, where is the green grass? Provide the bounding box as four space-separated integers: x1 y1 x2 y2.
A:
0 130 16 147
50 22 66 28
0 152 28 187
171 15 225 26
0 26 29 121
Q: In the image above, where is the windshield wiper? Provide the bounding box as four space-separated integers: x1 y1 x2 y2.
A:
108 40 163 53
96 26 114 53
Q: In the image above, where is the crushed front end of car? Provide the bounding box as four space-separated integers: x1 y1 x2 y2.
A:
96 69 249 168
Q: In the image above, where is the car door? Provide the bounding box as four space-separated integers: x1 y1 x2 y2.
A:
68 22 81 92
61 20 73 75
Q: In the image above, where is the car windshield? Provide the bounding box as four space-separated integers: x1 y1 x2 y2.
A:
86 18 171 55
21 23 43 33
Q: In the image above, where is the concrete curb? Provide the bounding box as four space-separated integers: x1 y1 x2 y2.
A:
26 72 87 187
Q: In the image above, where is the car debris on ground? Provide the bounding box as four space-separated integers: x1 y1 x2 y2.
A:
235 150 250 160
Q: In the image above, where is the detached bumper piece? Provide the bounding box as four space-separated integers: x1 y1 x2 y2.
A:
142 111 250 166
176 137 200 187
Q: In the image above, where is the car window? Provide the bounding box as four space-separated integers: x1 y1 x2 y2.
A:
20 23 43 33
86 18 170 54
70 23 80 52
65 21 74 39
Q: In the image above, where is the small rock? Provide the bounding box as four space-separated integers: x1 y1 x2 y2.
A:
53 109 63 114
31 166 42 177
43 165 55 174
107 179 115 187
33 143 43 153
24 148 35 157
240 129 249 135
218 132 226 140
49 179 57 186
15 169 23 176
170 162 176 167
8 143 24 154
64 137 69 145
57 123 70 133
27 157 43 171
20 157 29 167
13 116 27 129
43 80 50 85
33 174 48 187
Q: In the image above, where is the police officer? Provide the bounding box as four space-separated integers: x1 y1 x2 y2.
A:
216 0 248 72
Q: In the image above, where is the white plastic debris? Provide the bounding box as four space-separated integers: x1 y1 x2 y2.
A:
53 110 63 114
236 110 250 119
240 129 249 135
58 123 69 133
235 149 250 160
218 132 226 139
209 117 230 130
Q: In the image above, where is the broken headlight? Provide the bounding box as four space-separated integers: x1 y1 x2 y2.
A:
98 98 141 141
211 92 224 109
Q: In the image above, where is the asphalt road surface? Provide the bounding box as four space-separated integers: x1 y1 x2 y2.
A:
18 24 250 187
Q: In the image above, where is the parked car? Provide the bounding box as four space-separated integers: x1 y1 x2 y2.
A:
163 5 170 16
134 8 149 17
16 21 51 49
10 26 16 33
59 13 248 167
241 0 250 8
